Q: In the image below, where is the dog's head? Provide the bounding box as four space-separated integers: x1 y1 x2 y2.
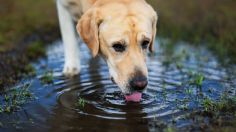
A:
77 0 157 101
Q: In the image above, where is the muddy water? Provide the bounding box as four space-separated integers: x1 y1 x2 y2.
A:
0 39 236 131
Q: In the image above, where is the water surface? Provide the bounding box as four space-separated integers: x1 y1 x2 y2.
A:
0 39 235 131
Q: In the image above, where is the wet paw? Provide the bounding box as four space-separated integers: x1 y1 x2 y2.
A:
63 65 80 77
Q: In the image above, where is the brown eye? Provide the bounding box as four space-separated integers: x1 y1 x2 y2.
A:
112 43 126 52
141 40 150 49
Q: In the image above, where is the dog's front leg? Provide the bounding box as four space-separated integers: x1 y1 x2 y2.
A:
57 0 80 77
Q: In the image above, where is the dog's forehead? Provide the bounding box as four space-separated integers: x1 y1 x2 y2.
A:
99 16 152 44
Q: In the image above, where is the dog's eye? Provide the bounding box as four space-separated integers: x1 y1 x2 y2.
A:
141 40 150 49
112 43 126 52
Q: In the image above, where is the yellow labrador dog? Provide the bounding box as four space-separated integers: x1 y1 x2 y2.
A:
57 0 157 102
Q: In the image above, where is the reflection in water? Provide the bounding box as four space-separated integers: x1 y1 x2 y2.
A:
0 39 235 131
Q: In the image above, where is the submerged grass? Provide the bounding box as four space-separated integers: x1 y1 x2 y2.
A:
0 83 34 113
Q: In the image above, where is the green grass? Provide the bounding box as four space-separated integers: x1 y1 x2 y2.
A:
202 97 215 112
193 74 204 88
26 41 46 60
75 97 86 108
202 95 236 113
185 88 193 95
0 83 34 113
40 70 54 84
23 64 36 76
188 72 205 88
164 126 176 132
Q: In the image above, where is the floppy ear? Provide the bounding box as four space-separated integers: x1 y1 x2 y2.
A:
77 8 101 57
149 13 158 52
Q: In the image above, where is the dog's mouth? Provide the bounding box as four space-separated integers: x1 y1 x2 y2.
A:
124 92 142 102
110 77 143 102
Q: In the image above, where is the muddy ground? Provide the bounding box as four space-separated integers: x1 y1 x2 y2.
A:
0 28 59 89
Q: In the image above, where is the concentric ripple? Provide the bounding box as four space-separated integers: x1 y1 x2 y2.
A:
57 75 161 120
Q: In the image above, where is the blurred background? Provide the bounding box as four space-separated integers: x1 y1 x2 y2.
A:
150 0 236 62
0 0 235 57
0 0 235 87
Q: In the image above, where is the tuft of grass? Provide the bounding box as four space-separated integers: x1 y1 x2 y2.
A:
24 64 36 76
0 83 34 113
194 74 204 87
185 88 193 95
202 97 215 112
201 95 236 113
75 97 86 108
26 41 46 60
188 72 205 88
40 70 54 84
164 126 176 132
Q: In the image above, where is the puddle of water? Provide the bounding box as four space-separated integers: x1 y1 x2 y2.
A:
0 39 235 131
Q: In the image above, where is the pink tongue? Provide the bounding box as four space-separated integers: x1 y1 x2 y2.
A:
124 92 142 102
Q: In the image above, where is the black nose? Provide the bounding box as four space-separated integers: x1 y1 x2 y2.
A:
130 76 148 91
